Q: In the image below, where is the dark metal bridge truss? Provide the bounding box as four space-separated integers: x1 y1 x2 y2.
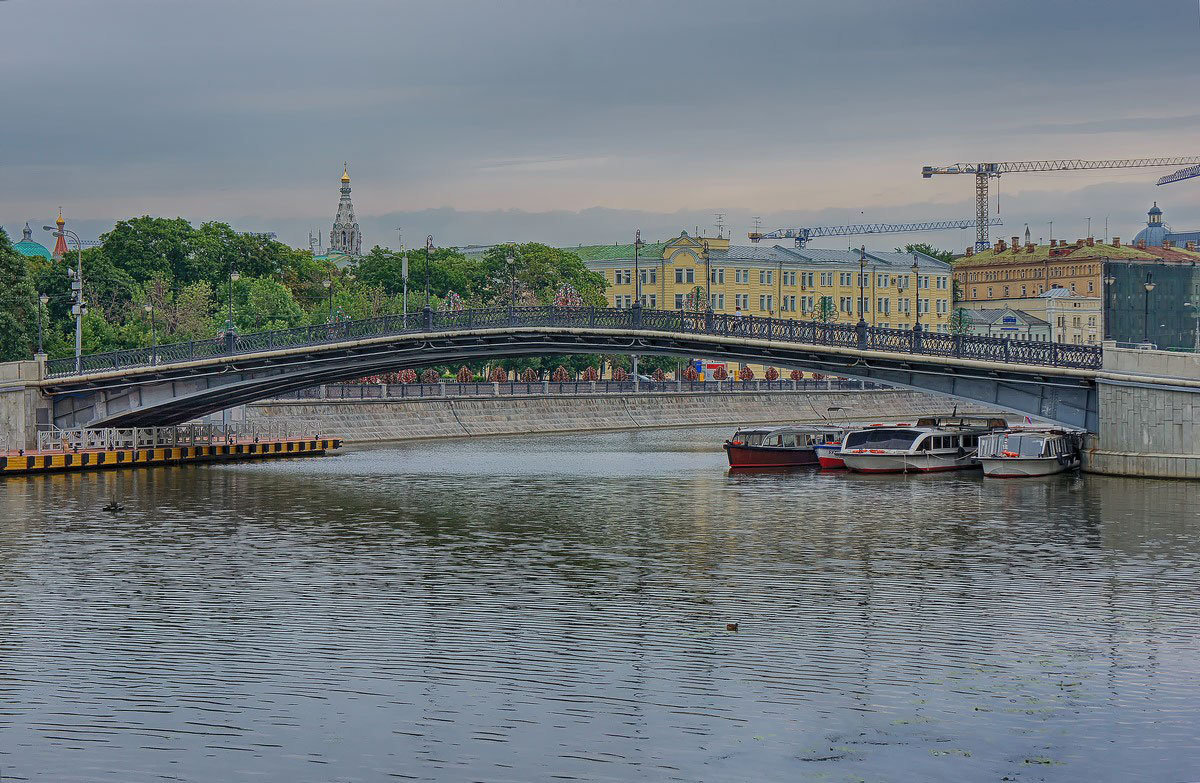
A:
42 306 1102 431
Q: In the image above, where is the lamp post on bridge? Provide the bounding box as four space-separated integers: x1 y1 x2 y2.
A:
36 293 48 357
1143 272 1156 344
143 301 157 364
1102 268 1116 341
911 254 922 336
856 245 868 348
507 248 517 309
225 259 240 351
45 223 84 372
324 276 333 322
632 229 645 381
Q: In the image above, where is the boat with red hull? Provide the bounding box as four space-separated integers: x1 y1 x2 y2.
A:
724 426 845 468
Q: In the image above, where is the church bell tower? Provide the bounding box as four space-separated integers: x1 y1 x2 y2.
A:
329 164 362 256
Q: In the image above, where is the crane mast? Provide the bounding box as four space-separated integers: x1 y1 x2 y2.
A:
921 156 1200 250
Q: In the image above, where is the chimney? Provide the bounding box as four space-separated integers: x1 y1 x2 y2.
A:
1112 237 1121 247
1075 239 1084 248
995 239 1007 252
965 246 974 257
1025 242 1035 252
1012 236 1021 251
1137 239 1147 249
1086 237 1094 247
1049 239 1057 247
1187 241 1197 251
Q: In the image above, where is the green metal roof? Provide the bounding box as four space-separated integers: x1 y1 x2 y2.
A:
564 241 668 262
13 239 52 260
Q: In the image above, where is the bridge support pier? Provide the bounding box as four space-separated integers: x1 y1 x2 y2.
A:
1085 344 1200 479
0 358 52 451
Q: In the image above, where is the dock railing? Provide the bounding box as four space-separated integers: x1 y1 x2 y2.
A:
33 423 300 454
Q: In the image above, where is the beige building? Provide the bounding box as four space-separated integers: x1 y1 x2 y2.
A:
968 289 1101 345
568 232 954 375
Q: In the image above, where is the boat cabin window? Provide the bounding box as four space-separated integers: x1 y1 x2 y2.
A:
762 433 783 447
736 431 768 446
844 429 921 450
780 433 798 448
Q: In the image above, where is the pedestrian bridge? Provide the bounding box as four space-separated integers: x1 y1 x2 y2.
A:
37 305 1106 431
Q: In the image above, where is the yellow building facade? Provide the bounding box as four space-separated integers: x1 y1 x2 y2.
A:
569 232 954 374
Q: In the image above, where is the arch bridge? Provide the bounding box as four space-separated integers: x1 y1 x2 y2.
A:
38 306 1105 431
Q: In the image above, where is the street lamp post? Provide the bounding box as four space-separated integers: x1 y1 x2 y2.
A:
1102 269 1116 341
324 277 333 322
424 235 434 330
44 224 84 372
226 261 240 350
632 230 645 381
144 301 157 363
1143 273 1156 344
702 239 711 311
633 229 644 309
911 255 922 334
507 249 517 308
37 293 48 356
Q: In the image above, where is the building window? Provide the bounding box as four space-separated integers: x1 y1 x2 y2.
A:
839 296 852 314
674 294 685 309
877 273 890 288
876 297 890 314
840 272 853 286
1003 286 1010 297
643 294 656 308
759 294 774 312
735 293 749 310
712 293 725 310
1021 285 1026 296
820 272 833 286
711 268 725 284
800 271 813 287
987 287 993 298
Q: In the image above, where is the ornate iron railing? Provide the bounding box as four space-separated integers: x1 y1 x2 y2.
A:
44 306 1104 378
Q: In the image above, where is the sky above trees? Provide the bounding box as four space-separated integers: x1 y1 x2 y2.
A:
5 0 1200 250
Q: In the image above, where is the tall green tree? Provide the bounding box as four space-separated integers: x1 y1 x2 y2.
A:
0 229 38 361
897 243 955 265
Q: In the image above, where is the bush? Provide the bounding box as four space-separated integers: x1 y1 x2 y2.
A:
521 368 539 383
612 367 628 382
682 364 699 381
711 366 728 381
456 366 472 383
765 367 779 381
789 368 803 381
738 366 754 381
651 368 666 382
421 368 439 383
551 365 570 382
581 366 599 381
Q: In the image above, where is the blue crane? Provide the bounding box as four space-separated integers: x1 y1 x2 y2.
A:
748 218 1002 248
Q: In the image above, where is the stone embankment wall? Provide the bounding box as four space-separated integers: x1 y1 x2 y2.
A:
246 390 998 443
1086 346 1200 479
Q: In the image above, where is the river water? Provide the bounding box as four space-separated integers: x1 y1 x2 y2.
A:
1 427 1198 782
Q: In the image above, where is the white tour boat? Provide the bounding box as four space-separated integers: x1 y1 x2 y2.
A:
976 429 1083 478
837 416 1007 474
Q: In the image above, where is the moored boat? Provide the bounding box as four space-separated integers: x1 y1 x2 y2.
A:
977 429 1082 477
724 425 845 468
837 415 1006 474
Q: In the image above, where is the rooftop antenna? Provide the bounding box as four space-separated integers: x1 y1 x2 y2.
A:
395 227 403 251
753 216 762 236
714 213 726 238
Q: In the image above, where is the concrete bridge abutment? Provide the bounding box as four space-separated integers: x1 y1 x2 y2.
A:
0 357 52 452
1085 344 1200 479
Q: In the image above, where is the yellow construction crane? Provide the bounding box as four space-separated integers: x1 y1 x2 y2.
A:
921 157 1200 250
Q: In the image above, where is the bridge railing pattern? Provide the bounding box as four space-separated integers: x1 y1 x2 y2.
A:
270 378 890 401
45 305 1103 378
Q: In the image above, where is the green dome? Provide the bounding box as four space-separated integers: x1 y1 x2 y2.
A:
12 222 52 260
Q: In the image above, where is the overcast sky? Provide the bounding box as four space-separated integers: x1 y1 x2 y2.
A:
4 0 1200 252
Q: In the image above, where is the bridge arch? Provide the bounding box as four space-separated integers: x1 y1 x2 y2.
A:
43 319 1099 431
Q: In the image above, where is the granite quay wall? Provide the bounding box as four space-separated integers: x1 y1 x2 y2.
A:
244 389 999 444
1085 345 1200 479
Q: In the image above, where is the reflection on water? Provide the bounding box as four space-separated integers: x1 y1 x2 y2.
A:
1 427 1198 782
